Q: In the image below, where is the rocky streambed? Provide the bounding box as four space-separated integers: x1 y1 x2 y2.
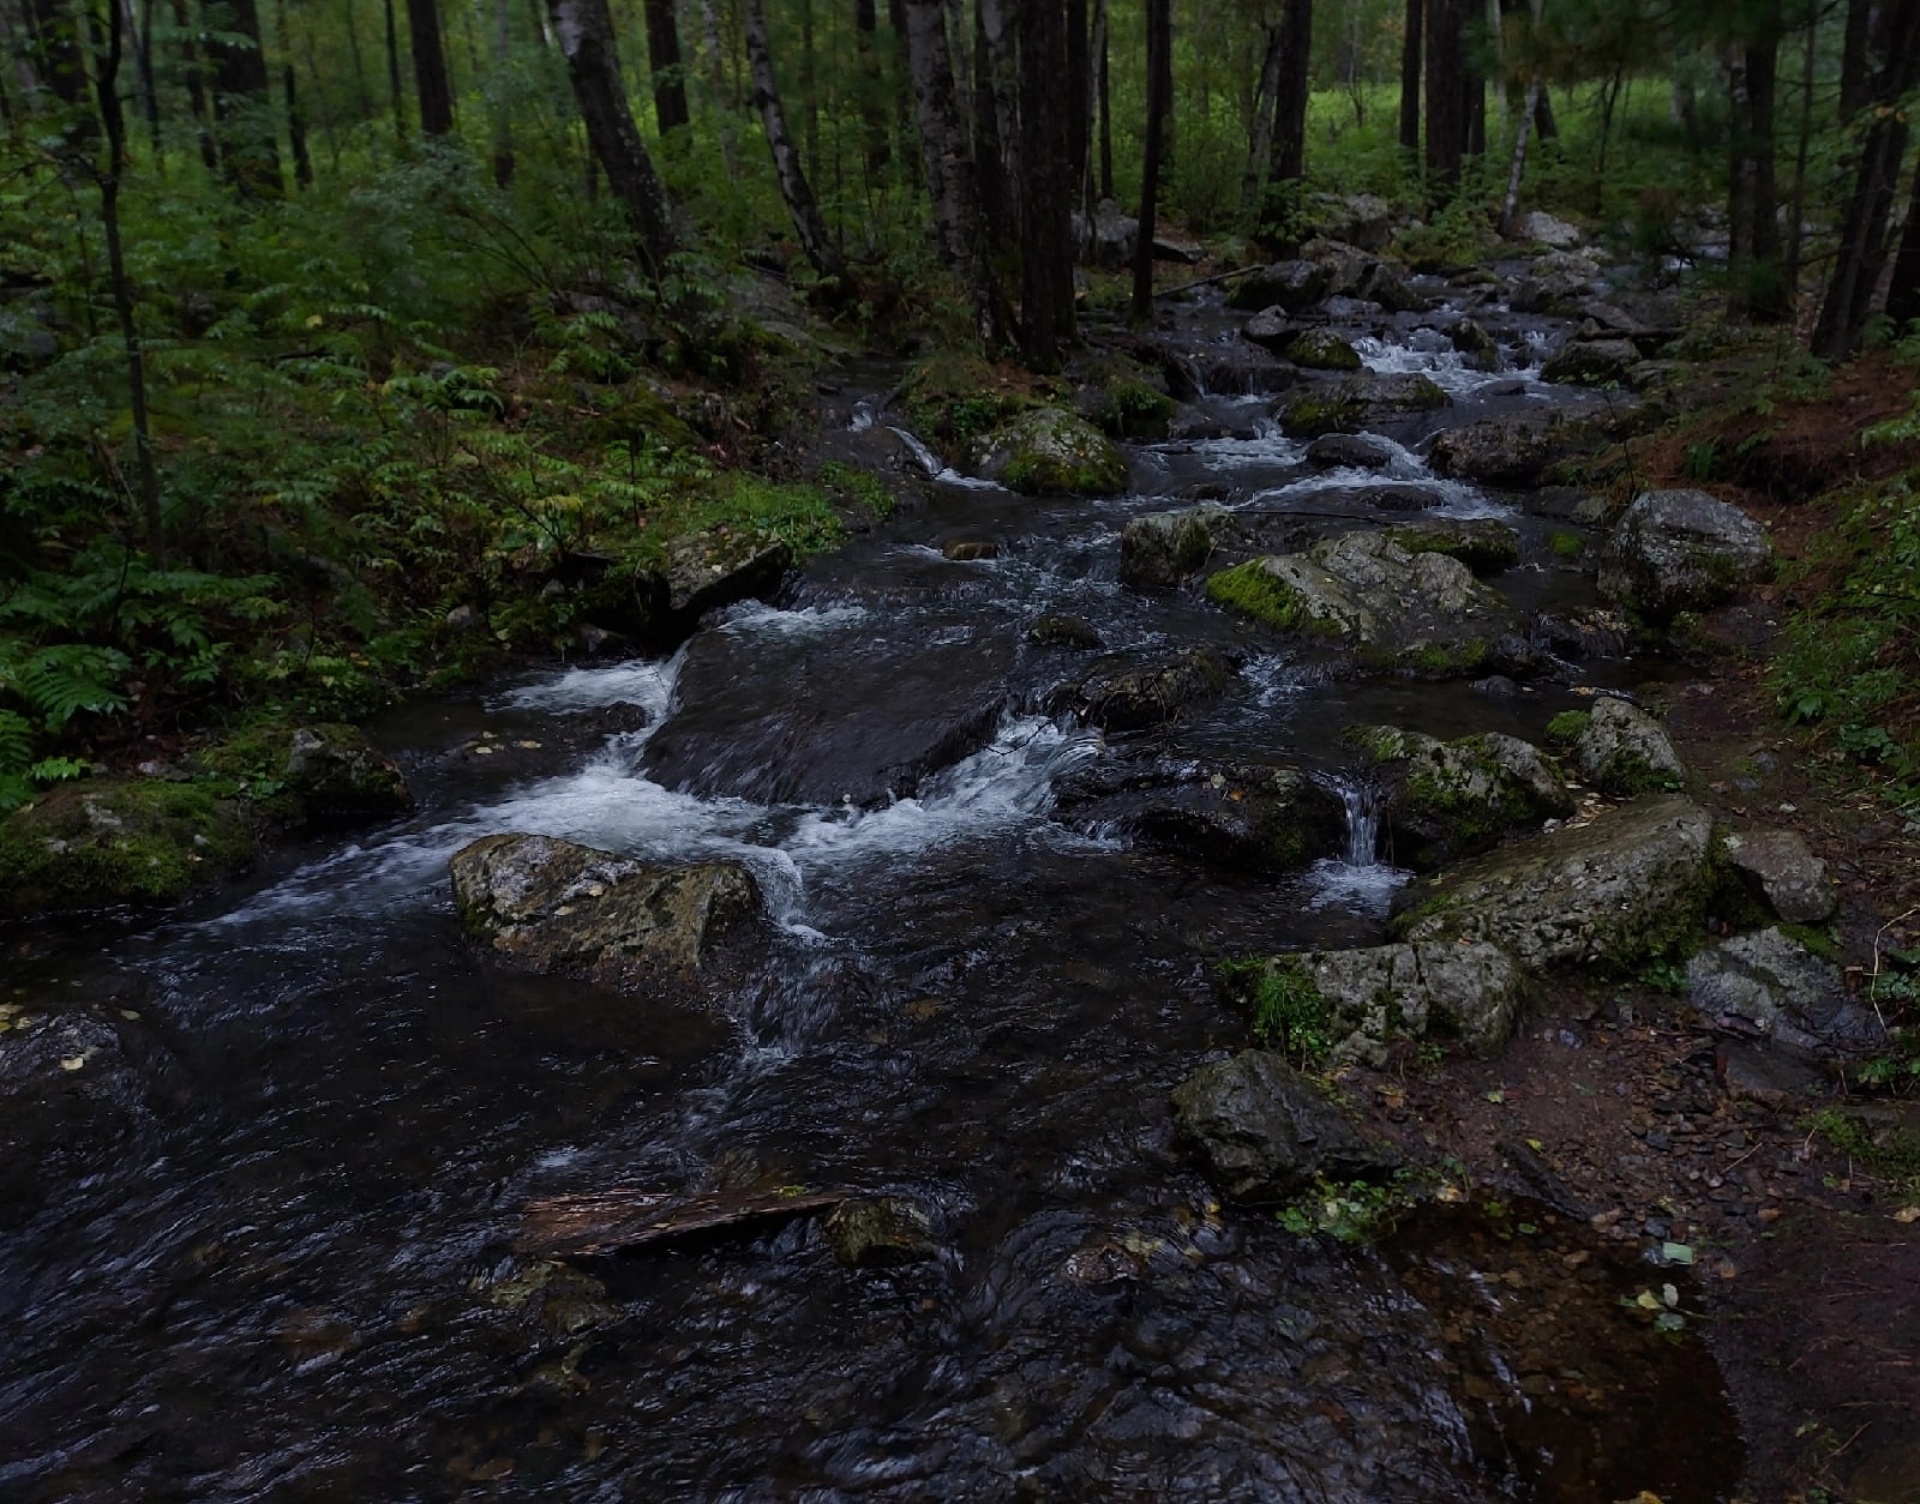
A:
1 235 1908 1501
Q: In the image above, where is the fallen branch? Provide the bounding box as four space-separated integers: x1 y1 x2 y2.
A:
517 1185 846 1258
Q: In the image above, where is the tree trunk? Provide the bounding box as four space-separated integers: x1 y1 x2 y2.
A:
1727 12 1787 323
383 0 406 139
972 0 1011 257
1240 22 1283 218
275 0 312 185
1065 0 1088 213
1784 5 1816 297
1398 0 1421 154
406 0 455 135
1017 0 1073 370
208 0 283 197
548 0 679 270
1131 0 1169 323
88 0 164 563
742 0 846 284
854 0 889 178
1884 155 1920 329
25 0 88 107
168 0 218 169
490 0 514 183
1839 0 1871 121
902 0 1003 349
1093 0 1111 200
696 0 739 173
121 0 159 156
1271 0 1312 186
1498 79 1538 235
1814 0 1920 355
1535 84 1555 140
643 0 689 133
1423 0 1464 188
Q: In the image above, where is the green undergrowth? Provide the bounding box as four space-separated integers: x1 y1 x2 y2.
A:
1220 956 1333 1068
1276 1167 1435 1242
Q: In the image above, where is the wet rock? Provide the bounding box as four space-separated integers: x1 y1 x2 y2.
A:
1190 349 1300 396
1027 613 1104 650
1061 649 1234 732
1348 724 1573 870
1053 755 1345 873
1393 796 1716 974
1541 337 1641 388
821 1196 938 1269
1359 262 1430 315
1597 489 1772 620
1428 414 1557 488
1721 827 1836 924
1384 518 1522 574
1326 192 1394 252
657 528 793 618
1171 1050 1400 1202
1168 411 1257 443
1688 928 1877 1055
1471 675 1521 698
1303 940 1526 1061
1226 259 1331 313
285 724 414 824
1281 327 1363 372
1152 230 1207 264
1205 531 1520 680
1512 211 1583 248
449 833 762 983
1274 372 1450 438
1120 504 1229 591
643 621 1015 806
1448 317 1501 370
1353 483 1452 512
1305 433 1397 470
0 779 255 917
942 539 999 561
1241 306 1291 354
973 406 1129 496
1715 1038 1826 1111
1508 251 1601 314
1566 697 1685 795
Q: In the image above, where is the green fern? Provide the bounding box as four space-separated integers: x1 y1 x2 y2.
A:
0 643 131 728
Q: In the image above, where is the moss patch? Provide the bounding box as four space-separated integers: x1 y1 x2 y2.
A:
1545 710 1591 745
1205 560 1342 635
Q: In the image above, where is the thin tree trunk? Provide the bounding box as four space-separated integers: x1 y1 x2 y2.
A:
120 0 158 156
383 0 407 139
169 0 218 168
696 0 738 172
1839 0 1872 121
1093 0 1111 200
490 0 514 182
1534 84 1554 139
1241 22 1283 219
1017 0 1073 370
88 0 164 563
1499 79 1538 235
344 0 372 125
642 0 689 133
902 0 1002 350
1884 156 1920 329
26 0 88 106
1784 5 1816 298
407 0 454 135
799 0 817 170
208 0 283 197
972 0 1011 257
1271 0 1312 185
854 0 889 178
1424 0 1464 189
276 0 312 185
742 0 846 284
1131 0 1170 323
1728 12 1786 322
1065 0 1088 211
1398 0 1421 154
548 0 679 269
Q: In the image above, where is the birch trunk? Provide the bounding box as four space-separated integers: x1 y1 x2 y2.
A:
743 0 846 284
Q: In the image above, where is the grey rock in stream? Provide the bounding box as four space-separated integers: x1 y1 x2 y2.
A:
1565 697 1685 795
1205 531 1522 680
1303 940 1526 1061
285 724 413 823
1721 827 1837 924
1171 1050 1400 1202
1120 505 1229 591
1347 724 1572 871
1227 260 1331 313
1541 337 1641 387
1241 306 1291 354
1281 328 1363 371
1305 433 1398 470
1428 414 1558 488
1689 928 1880 1055
1060 648 1235 732
1508 251 1602 314
449 833 762 982
972 407 1129 496
1393 795 1716 973
1027 612 1104 650
657 527 793 618
821 1196 938 1269
1274 372 1450 438
1598 489 1772 620
1383 518 1522 574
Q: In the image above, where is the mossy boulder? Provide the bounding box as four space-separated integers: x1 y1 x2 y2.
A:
1281 328 1363 372
449 833 762 985
1305 433 1397 470
1078 372 1176 440
821 1196 938 1269
1226 260 1331 313
900 351 1033 452
0 779 256 917
655 527 794 620
1205 531 1520 679
1027 612 1104 649
199 720 411 829
1347 724 1573 870
1427 415 1557 488
1391 795 1715 974
1120 504 1229 591
1566 697 1684 795
1274 372 1449 438
1597 488 1772 620
1383 518 1521 574
973 407 1129 496
1301 940 1526 1063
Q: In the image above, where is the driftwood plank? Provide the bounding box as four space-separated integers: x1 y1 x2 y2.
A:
517 1186 846 1258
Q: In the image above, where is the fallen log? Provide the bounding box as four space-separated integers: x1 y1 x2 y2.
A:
517 1185 846 1258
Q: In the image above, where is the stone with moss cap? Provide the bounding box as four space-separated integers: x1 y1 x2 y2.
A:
1567 697 1684 796
0 779 256 917
1383 518 1521 575
972 407 1129 496
1280 328 1363 372
1346 724 1572 870
1274 372 1449 438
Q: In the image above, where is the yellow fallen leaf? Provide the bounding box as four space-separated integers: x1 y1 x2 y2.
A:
1894 1205 1920 1224
59 1055 86 1072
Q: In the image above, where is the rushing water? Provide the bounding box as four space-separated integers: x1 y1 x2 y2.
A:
0 293 1741 1502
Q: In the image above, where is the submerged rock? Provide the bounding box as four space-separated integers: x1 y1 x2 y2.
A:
821 1196 938 1269
1275 372 1450 438
1721 827 1836 924
0 779 255 917
449 833 761 983
1689 928 1879 1055
1171 1050 1399 1202
973 406 1129 496
1305 433 1398 470
1348 725 1572 871
1120 504 1229 591
1205 530 1520 679
1303 940 1526 1061
1027 612 1104 650
1597 488 1772 620
1566 697 1685 795
285 724 413 824
1061 648 1235 732
1393 796 1715 973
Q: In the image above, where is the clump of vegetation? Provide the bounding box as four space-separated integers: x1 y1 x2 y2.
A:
1545 710 1592 745
1276 1168 1435 1242
1221 956 1334 1067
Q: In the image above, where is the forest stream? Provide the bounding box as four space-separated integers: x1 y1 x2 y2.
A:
1 286 1751 1501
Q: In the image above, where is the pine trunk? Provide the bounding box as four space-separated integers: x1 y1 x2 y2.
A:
1093 0 1111 200
407 0 455 136
1839 0 1871 120
1017 0 1073 370
1271 0 1312 186
1884 157 1920 329
548 0 680 270
1131 0 1170 322
1398 0 1421 154
743 0 846 285
383 0 406 139
1423 0 1464 189
643 0 690 133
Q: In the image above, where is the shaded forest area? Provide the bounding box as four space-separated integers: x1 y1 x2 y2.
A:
2 0 1919 810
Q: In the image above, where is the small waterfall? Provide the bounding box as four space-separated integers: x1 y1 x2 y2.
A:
888 425 943 477
1330 773 1382 867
